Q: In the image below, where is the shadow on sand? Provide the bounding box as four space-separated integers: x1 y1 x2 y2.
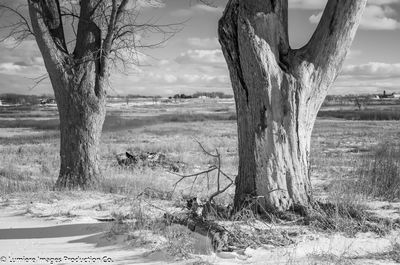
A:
0 222 109 240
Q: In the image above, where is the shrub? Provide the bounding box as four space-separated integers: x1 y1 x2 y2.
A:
355 143 400 201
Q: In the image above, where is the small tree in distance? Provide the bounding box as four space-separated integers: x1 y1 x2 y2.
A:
0 0 180 189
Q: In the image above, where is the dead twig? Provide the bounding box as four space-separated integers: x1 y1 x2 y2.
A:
169 138 234 204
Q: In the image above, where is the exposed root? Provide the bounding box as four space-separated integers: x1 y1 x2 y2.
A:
232 198 400 236
281 201 400 236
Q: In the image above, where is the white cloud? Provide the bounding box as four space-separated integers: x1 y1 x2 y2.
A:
329 62 400 94
170 9 193 17
170 4 223 17
309 12 322 24
163 74 178 83
290 0 327 10
192 4 224 14
180 74 228 84
13 57 44 67
133 0 165 9
0 39 45 77
360 5 400 30
342 62 400 77
332 76 400 95
0 63 25 73
368 0 400 5
309 5 400 30
291 0 400 10
145 72 178 83
122 69 228 86
347 49 362 59
175 49 225 65
186 37 220 49
157 59 170 66
0 60 44 76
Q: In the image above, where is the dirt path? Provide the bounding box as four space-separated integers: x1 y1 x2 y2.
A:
0 208 167 265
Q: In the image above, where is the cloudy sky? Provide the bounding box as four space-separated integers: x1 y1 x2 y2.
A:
0 0 400 96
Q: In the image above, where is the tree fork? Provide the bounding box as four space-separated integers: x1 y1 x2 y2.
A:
219 0 367 212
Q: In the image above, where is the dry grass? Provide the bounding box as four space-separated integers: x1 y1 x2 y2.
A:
318 108 400 121
354 143 400 200
3 103 399 200
106 198 213 260
1 104 399 209
307 252 354 265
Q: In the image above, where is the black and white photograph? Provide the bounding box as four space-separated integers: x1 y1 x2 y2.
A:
0 0 400 264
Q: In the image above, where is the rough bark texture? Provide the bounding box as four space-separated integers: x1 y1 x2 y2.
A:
218 0 366 212
55 66 106 189
28 0 108 189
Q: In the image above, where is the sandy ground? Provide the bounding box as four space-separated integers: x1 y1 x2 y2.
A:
0 208 162 265
0 194 205 265
1 194 399 265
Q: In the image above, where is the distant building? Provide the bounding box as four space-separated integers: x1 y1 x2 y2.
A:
40 98 56 105
377 90 400 99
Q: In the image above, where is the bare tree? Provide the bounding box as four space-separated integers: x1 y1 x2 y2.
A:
0 0 179 189
218 0 367 212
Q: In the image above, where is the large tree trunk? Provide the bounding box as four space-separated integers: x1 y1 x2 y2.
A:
41 60 106 190
54 68 106 189
28 0 108 189
218 0 366 212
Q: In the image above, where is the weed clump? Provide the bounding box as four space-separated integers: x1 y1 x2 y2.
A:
355 143 400 201
304 201 393 236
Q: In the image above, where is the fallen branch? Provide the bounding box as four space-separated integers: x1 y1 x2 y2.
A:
164 211 294 252
164 212 232 251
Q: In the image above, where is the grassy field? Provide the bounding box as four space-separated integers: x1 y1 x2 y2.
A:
0 99 238 197
1 99 398 197
1 99 400 264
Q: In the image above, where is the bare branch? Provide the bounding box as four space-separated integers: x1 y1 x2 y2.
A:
28 73 49 90
171 166 218 192
0 3 34 44
192 137 219 158
209 181 233 203
170 139 235 204
1 0 185 95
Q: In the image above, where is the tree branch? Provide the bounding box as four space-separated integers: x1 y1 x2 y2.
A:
170 139 234 204
32 0 68 53
297 0 367 81
73 0 101 59
238 0 289 63
28 0 68 70
0 4 35 43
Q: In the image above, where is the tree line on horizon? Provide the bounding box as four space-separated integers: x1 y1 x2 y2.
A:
0 91 234 104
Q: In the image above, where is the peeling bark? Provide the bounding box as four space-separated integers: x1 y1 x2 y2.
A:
219 0 366 212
